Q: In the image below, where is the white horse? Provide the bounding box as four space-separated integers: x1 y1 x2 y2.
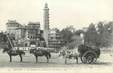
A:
59 47 79 64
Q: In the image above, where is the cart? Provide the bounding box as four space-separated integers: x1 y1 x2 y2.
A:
78 44 100 64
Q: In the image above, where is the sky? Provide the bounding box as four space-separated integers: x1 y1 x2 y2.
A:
0 0 113 31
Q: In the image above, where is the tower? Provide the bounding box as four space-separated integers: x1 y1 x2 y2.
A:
43 3 49 47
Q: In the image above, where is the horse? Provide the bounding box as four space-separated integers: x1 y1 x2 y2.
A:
59 49 79 64
2 48 25 62
30 48 51 63
0 32 25 62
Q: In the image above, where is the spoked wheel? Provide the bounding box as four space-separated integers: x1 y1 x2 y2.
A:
86 54 95 64
81 51 97 64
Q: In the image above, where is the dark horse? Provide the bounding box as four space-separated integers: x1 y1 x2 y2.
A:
30 48 51 63
3 48 25 62
0 32 25 62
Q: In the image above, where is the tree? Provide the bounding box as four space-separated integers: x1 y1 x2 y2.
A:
75 29 84 35
84 23 99 46
60 26 75 46
97 22 105 47
104 22 113 47
97 21 113 47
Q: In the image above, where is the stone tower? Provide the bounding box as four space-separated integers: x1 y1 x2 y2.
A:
43 3 49 47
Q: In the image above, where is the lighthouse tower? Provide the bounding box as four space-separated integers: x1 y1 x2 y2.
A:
43 3 49 47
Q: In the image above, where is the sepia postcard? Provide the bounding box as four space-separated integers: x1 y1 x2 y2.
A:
0 0 113 73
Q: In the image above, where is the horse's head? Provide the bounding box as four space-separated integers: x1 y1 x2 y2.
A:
30 49 36 54
0 32 8 43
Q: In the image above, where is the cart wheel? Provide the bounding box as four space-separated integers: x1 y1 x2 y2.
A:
81 50 97 64
86 53 95 64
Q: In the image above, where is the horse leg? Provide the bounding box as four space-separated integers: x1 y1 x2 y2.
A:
76 56 78 64
35 56 38 63
9 55 12 62
65 58 67 64
46 56 49 63
19 55 22 62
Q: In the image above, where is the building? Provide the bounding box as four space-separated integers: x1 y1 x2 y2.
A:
43 3 63 49
6 3 63 49
6 20 45 47
43 3 49 47
6 20 23 40
25 22 40 40
22 22 41 47
48 28 63 48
